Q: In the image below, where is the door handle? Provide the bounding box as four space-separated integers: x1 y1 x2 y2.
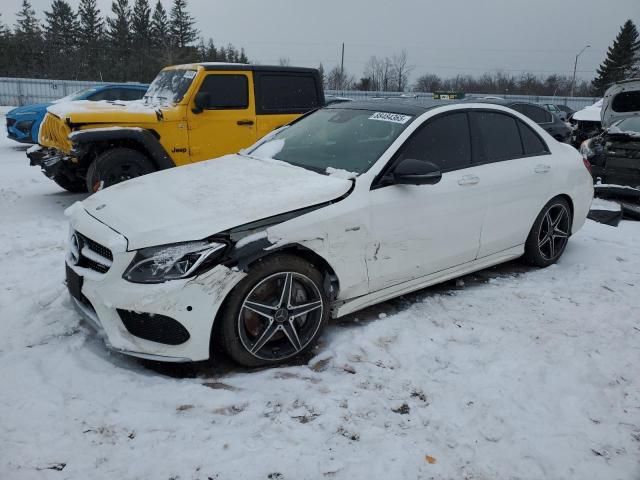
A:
237 119 254 126
457 175 480 186
534 164 551 174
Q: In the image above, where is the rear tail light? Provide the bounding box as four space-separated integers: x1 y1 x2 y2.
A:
582 157 592 173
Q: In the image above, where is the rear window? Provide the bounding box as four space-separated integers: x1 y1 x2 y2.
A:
257 74 319 113
518 121 549 155
520 104 552 124
471 111 524 162
612 91 640 113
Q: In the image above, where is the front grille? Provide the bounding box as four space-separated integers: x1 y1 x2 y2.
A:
72 231 113 274
117 310 191 345
39 113 72 152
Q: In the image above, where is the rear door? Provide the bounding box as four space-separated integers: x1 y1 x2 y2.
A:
254 72 322 140
470 110 553 257
187 71 256 162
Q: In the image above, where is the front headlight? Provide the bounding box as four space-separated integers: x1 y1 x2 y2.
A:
123 241 226 284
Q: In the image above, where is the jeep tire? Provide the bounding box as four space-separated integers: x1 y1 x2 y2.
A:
52 173 87 193
86 147 155 192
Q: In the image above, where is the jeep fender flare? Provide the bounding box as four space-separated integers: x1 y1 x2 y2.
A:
70 128 176 170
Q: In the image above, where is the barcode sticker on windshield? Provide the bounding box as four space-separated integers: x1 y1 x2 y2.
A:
369 112 412 124
183 71 196 79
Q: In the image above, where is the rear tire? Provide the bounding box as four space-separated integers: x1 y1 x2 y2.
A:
523 197 572 267
52 173 87 193
86 147 154 192
218 255 329 368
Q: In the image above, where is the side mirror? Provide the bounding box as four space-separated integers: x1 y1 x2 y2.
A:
192 92 210 114
388 158 442 185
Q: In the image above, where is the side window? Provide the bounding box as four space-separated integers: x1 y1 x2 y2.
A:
398 112 471 171
197 74 248 109
518 120 549 156
523 104 552 124
258 74 319 113
471 111 523 162
88 88 122 101
122 88 146 101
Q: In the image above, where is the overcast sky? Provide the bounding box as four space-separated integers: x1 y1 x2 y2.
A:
3 0 639 82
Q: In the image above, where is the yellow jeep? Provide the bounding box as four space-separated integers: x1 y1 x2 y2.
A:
29 63 324 192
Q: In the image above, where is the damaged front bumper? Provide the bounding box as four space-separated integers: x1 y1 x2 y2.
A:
27 146 70 179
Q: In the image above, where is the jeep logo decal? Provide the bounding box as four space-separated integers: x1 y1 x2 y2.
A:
172 147 187 153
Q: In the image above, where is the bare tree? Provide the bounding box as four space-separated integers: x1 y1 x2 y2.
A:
326 65 354 90
390 50 413 92
413 73 441 92
278 56 290 66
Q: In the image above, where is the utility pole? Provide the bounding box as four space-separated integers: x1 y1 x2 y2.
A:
571 44 590 97
340 43 345 88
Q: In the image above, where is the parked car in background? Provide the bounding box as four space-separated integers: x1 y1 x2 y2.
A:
5 83 148 144
555 104 575 118
29 63 324 193
569 99 603 148
541 103 573 121
324 95 353 106
475 99 571 141
65 99 593 366
581 79 640 187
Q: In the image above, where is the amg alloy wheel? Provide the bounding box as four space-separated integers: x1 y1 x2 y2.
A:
524 197 572 267
219 255 329 367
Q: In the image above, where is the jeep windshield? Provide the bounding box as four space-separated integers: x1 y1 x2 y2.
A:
144 69 196 106
245 108 413 174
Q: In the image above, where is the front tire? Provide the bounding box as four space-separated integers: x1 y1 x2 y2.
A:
86 147 154 192
523 197 572 267
52 173 87 193
219 255 329 367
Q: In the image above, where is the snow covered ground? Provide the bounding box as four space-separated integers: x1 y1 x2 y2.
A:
0 112 639 480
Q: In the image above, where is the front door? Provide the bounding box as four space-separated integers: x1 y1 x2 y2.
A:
187 72 257 162
366 111 488 292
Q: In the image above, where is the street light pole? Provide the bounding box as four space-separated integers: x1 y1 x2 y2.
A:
571 44 591 97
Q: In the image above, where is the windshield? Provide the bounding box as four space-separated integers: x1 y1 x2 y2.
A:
611 117 640 133
247 108 413 174
53 87 99 103
144 69 196 106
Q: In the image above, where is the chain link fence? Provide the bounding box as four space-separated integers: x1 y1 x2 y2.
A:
0 76 599 111
326 90 599 110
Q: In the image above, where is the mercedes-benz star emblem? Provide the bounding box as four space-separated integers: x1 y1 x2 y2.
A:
69 233 81 266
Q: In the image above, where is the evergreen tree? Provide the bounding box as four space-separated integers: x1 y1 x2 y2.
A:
14 0 43 77
169 0 197 48
107 0 132 80
205 38 217 61
239 48 248 64
77 0 105 80
44 0 79 78
131 0 152 79
592 19 640 95
150 0 172 67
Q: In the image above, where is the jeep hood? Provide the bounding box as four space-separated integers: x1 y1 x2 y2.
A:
47 100 159 124
81 154 353 250
602 79 640 128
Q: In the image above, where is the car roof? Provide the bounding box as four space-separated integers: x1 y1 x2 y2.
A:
326 98 469 116
100 83 149 89
170 62 319 75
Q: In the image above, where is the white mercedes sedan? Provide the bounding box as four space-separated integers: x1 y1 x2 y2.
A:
65 100 593 366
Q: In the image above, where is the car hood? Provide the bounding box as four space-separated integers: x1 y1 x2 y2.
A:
47 100 160 124
572 99 603 122
81 154 353 250
602 79 640 128
7 103 50 118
